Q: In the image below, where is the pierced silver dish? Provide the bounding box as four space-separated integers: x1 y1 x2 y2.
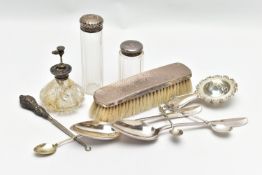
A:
168 75 238 108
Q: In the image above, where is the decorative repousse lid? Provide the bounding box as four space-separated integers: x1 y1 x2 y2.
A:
50 46 72 80
80 14 104 33
120 40 143 57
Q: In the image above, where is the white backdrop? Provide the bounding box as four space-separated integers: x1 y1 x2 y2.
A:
0 0 261 175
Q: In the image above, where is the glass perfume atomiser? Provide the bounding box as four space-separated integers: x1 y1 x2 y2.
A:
80 14 103 95
40 46 84 113
119 40 144 80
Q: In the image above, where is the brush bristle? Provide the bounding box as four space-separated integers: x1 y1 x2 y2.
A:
90 79 192 122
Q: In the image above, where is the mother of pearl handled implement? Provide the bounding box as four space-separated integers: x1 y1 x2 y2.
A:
90 63 192 122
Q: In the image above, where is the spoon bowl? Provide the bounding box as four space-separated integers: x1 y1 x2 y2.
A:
34 143 57 155
209 123 233 133
113 120 162 141
207 117 248 133
70 121 120 140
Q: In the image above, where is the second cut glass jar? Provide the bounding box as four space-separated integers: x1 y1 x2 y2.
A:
119 40 144 80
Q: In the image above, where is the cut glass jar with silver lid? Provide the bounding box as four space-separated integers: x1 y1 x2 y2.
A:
40 46 84 113
119 40 144 80
80 14 103 95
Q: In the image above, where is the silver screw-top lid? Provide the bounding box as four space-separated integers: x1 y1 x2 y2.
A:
120 40 143 57
80 14 103 33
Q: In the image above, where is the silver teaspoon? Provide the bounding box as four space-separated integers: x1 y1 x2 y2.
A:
113 117 248 141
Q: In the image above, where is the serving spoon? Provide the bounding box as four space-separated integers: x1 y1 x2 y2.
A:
113 117 248 141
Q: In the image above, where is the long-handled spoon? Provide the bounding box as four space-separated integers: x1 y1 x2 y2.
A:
113 117 248 141
34 137 73 155
19 95 91 151
193 116 248 133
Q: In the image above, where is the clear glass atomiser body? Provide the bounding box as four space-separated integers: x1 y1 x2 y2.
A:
40 46 84 113
119 40 144 80
80 14 103 94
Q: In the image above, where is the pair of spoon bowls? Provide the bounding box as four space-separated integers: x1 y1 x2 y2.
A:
71 104 203 140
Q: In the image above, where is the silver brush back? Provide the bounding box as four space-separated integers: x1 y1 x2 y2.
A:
94 63 192 107
91 63 192 121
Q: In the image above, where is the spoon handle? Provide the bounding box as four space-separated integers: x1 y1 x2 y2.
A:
57 137 74 147
19 95 91 151
158 120 207 132
19 95 49 119
140 104 201 124
159 117 247 132
168 93 198 109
